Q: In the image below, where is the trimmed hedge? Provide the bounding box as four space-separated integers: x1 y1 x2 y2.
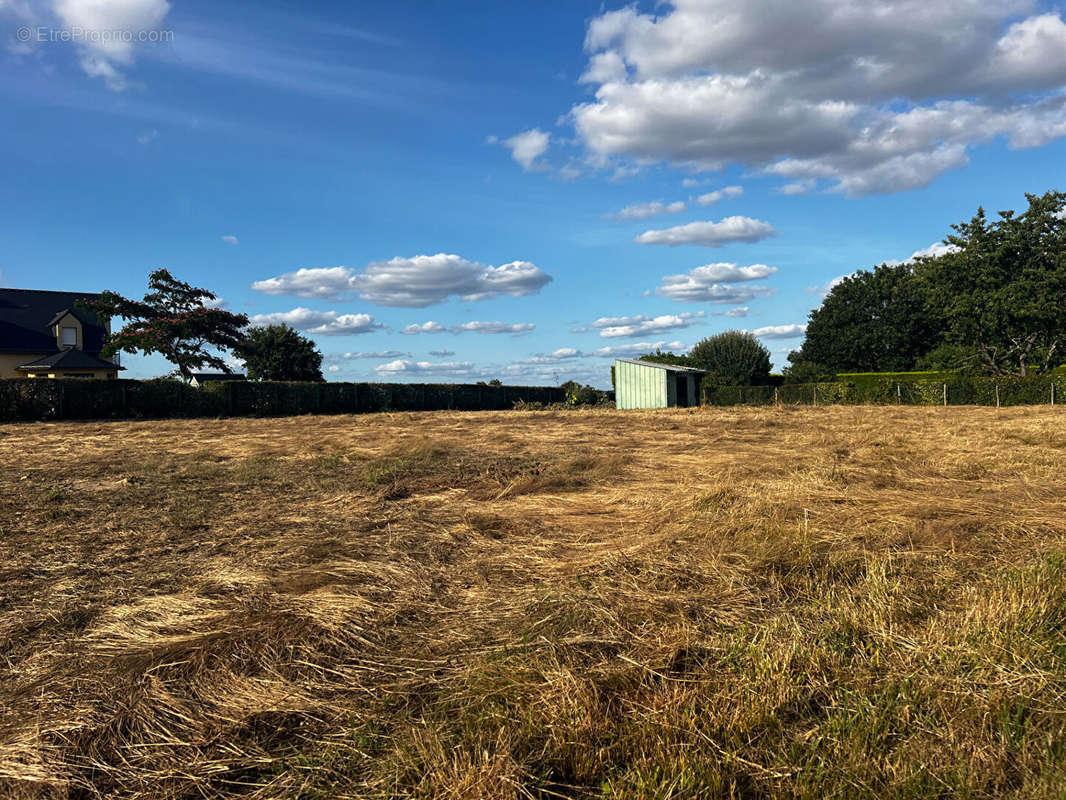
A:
0 379 582 422
705 376 1063 407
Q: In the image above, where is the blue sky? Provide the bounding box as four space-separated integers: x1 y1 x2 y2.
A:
3 0 1066 387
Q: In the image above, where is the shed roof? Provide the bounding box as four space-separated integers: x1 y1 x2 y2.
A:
614 358 707 373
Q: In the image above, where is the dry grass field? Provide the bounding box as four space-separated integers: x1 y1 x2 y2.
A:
1 406 1065 799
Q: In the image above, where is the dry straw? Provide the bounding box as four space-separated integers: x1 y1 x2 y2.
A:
1 406 1065 798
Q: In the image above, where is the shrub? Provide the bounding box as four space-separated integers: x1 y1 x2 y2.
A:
237 325 324 382
689 331 772 386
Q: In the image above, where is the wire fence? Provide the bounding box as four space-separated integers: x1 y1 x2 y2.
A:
704 376 1060 407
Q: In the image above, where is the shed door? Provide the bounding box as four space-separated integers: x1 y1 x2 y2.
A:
676 374 689 407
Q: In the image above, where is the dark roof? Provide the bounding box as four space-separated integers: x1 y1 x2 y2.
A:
0 288 108 354
15 349 123 371
614 357 707 373
191 372 246 382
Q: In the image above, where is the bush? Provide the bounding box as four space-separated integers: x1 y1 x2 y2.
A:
689 331 772 386
915 343 981 372
782 358 836 384
561 381 607 406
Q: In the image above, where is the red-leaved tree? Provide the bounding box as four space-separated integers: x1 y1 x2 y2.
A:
83 269 249 382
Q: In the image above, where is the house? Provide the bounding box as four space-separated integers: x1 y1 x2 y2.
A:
613 358 707 409
0 288 123 379
190 372 246 387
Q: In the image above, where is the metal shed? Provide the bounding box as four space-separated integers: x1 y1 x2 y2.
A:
612 358 707 409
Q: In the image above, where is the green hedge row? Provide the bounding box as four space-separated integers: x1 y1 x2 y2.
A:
705 376 1062 407
0 379 580 422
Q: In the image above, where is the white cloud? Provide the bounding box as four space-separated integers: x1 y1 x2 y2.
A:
749 324 806 339
568 1 1066 195
591 311 704 338
655 262 777 303
605 200 686 220
635 216 776 247
778 181 815 196
402 320 535 335
53 0 171 90
503 128 550 170
807 274 851 299
136 129 159 145
513 347 584 365
328 365 340 372
665 262 777 283
713 307 750 318
221 235 239 245
401 321 447 335
252 253 552 307
695 186 743 205
248 308 384 336
251 267 354 300
907 241 961 261
375 359 476 376
580 50 627 84
329 350 408 360
592 340 688 357
452 321 535 335
428 349 455 357
516 342 695 364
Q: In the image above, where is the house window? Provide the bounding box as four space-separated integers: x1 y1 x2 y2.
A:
61 326 77 347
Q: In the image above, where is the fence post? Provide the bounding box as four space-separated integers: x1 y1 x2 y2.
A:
897 382 901 404
943 383 948 407
1053 383 1056 406
774 387 779 406
812 384 817 405
995 384 1000 408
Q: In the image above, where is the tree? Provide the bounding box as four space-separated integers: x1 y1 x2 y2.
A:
782 355 835 384
84 269 248 382
638 348 692 367
919 191 1066 376
237 324 324 381
790 264 942 372
688 331 771 386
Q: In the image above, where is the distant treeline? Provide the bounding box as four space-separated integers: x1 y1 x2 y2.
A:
0 379 610 423
786 191 1066 379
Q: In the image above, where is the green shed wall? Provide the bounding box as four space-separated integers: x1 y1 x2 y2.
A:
614 360 668 409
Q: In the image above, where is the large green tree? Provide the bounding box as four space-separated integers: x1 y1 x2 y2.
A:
237 324 324 382
918 191 1066 376
688 330 771 386
84 269 248 382
790 264 942 373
